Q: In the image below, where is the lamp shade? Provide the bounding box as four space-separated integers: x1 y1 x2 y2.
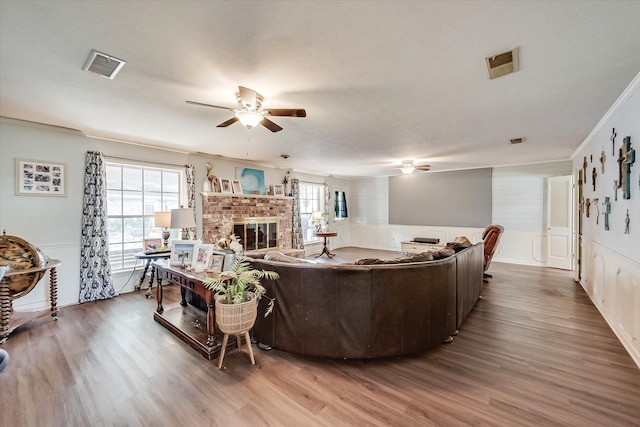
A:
170 208 196 229
154 211 171 228
311 211 323 220
235 110 263 129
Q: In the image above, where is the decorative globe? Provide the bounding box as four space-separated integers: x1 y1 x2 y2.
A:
0 231 47 300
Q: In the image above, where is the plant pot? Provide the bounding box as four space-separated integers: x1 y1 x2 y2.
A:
215 292 257 335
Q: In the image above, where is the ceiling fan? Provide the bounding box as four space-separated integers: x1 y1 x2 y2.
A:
186 86 306 132
400 160 431 174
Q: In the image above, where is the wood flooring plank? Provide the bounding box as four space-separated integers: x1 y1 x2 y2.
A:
1 256 639 426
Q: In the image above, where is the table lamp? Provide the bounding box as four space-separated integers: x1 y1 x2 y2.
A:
311 211 323 232
170 207 197 240
154 211 171 248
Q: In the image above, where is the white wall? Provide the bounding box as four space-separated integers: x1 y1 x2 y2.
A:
0 118 329 310
571 73 640 367
345 162 572 265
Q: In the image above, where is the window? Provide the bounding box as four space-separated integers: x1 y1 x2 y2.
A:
298 182 325 243
334 191 348 220
106 162 182 270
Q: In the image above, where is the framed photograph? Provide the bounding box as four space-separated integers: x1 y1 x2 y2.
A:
231 179 243 194
15 158 67 196
273 184 285 196
191 244 214 270
143 238 163 252
170 240 197 267
207 253 225 273
220 178 233 194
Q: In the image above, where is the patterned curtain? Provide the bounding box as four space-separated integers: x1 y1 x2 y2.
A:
291 178 304 249
79 151 115 302
184 164 197 239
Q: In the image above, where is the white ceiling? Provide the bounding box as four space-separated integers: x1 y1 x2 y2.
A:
1 1 639 177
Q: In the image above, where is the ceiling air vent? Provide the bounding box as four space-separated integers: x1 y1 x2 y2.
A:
485 48 518 80
510 137 524 144
83 49 126 79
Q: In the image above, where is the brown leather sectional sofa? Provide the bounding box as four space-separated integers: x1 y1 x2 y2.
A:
249 243 484 359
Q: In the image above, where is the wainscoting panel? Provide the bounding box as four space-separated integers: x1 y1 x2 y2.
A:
580 238 640 368
11 242 80 311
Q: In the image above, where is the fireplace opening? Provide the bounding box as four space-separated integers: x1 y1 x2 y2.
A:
233 217 279 252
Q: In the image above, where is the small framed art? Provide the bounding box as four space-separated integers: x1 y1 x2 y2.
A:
170 240 198 267
191 244 214 270
220 178 233 194
273 184 285 196
15 158 67 196
231 179 243 194
207 253 225 273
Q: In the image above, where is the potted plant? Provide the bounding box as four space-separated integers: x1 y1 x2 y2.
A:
203 257 279 368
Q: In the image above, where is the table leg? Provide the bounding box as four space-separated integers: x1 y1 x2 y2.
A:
49 267 58 320
315 236 335 258
156 275 164 314
145 265 155 299
206 303 216 347
180 287 187 307
0 279 9 343
135 259 151 291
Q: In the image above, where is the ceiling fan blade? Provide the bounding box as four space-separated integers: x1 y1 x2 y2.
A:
264 108 307 118
260 117 283 132
185 100 234 111
217 116 239 128
238 86 260 108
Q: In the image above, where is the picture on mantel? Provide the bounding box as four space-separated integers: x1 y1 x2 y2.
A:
236 167 266 195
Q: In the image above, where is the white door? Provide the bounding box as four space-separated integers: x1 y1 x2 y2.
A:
547 175 573 270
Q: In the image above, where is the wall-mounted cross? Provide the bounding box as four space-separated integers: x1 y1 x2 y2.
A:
592 167 597 191
603 197 611 230
614 179 619 201
620 136 635 200
600 149 606 174
625 209 630 234
610 128 617 156
583 156 588 182
593 198 599 225
585 198 591 217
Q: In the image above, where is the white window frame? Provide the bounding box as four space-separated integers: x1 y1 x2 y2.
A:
298 182 325 243
105 160 184 271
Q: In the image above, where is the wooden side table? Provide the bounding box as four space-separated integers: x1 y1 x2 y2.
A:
314 232 338 258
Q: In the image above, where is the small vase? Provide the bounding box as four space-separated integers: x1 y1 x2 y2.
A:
202 179 210 192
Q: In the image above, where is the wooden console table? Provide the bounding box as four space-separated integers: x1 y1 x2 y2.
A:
153 262 233 360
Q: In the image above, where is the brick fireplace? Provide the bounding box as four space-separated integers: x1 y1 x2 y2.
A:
201 194 293 252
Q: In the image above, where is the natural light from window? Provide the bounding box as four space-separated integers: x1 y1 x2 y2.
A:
298 182 324 243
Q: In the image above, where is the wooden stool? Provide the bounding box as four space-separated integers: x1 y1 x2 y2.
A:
218 331 255 369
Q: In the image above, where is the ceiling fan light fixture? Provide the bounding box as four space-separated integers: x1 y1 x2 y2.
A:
401 160 415 175
235 110 263 129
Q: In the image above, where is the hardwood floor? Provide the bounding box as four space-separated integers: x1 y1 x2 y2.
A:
1 256 639 426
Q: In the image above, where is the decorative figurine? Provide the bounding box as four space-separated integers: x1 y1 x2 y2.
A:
603 197 611 231
611 128 617 156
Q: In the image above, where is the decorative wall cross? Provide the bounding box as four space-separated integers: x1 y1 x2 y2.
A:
613 180 619 201
592 167 597 191
593 198 599 224
583 156 588 181
620 136 635 199
603 197 611 230
624 209 630 234
611 128 617 156
585 198 591 217
600 149 606 174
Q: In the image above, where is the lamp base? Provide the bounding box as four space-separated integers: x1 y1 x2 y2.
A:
162 230 170 248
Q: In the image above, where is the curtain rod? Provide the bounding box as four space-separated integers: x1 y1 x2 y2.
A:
104 155 186 168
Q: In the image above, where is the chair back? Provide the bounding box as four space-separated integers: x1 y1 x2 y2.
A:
482 225 504 272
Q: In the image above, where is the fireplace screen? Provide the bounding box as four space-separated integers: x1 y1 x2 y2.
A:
233 217 278 251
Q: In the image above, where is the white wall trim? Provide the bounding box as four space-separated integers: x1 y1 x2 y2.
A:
571 71 640 160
